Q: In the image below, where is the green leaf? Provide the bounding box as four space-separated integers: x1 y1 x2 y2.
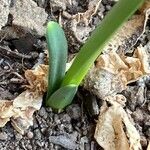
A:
46 21 68 100
61 0 144 87
46 85 78 109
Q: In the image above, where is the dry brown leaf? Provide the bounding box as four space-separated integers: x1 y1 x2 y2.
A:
0 100 13 118
84 45 150 99
11 107 36 134
113 115 129 150
70 0 102 42
94 104 141 150
104 94 126 107
103 1 150 54
0 64 48 134
13 90 43 110
72 0 102 26
25 64 48 94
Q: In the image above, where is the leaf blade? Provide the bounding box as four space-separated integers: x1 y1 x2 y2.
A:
46 84 78 109
46 21 68 100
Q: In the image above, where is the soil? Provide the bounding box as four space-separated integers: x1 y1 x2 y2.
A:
0 0 149 150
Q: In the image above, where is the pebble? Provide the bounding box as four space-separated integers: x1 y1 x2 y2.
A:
41 128 46 133
60 114 71 123
46 107 53 113
27 131 34 139
39 107 47 118
49 134 77 150
34 129 41 139
65 124 73 133
66 104 81 120
54 114 61 124
35 140 44 147
105 5 111 11
0 132 7 141
3 66 9 70
132 109 144 122
15 133 22 140
27 145 32 149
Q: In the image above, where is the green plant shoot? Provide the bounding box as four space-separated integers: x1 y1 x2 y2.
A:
46 0 144 109
46 22 68 101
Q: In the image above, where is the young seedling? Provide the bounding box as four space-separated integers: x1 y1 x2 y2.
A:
46 22 68 100
46 0 144 110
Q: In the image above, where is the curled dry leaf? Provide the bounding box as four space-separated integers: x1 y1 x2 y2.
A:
0 100 13 127
0 64 48 134
69 0 102 42
104 94 126 107
94 103 141 150
84 45 150 99
72 0 102 25
103 0 150 54
25 64 48 94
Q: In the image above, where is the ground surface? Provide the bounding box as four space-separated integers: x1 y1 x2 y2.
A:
0 0 149 150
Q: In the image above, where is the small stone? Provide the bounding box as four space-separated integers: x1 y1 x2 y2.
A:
60 114 71 123
27 131 34 139
39 107 47 118
46 107 52 113
4 66 9 70
41 128 46 133
33 120 39 129
27 145 32 149
49 134 77 149
105 5 111 11
82 130 88 136
34 129 41 139
35 140 44 147
46 128 53 137
145 119 150 126
0 132 7 141
15 133 22 140
54 114 61 124
66 104 81 120
65 124 73 133
132 108 144 122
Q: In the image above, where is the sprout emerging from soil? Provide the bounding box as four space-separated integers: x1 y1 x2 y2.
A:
46 0 144 110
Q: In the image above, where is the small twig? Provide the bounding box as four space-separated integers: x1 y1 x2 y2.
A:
12 72 25 80
0 32 8 43
0 46 37 59
10 78 25 84
0 78 24 85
